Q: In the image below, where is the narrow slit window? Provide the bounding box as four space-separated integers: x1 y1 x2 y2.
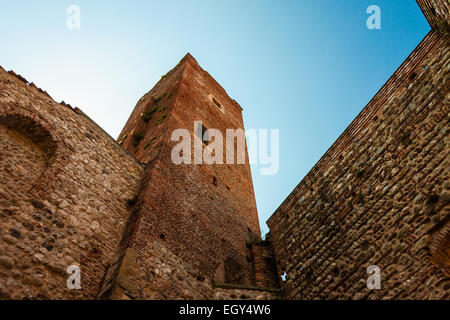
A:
209 94 224 113
212 97 222 110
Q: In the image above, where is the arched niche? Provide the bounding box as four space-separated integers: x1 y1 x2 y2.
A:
0 114 56 195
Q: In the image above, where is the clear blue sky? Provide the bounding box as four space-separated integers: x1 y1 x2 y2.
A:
0 1 429 235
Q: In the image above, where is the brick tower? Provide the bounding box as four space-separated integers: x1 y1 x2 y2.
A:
103 54 261 297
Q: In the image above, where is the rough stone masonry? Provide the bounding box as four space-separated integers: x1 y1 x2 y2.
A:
267 0 450 300
0 53 279 300
0 0 449 300
0 54 280 299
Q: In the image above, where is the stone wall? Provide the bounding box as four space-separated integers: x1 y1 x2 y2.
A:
417 0 450 31
0 120 49 195
0 54 278 301
101 242 278 300
0 67 143 299
267 30 449 300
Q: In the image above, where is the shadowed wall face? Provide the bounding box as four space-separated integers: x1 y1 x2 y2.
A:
116 54 261 290
268 31 449 299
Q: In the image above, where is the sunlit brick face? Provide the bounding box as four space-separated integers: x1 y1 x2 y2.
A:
118 53 260 286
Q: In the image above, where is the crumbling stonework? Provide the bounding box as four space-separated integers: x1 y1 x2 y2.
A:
267 2 450 300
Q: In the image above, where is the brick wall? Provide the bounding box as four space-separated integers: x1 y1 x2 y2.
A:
267 30 449 299
2 0 445 301
107 53 263 298
250 241 280 289
417 0 450 30
0 67 143 299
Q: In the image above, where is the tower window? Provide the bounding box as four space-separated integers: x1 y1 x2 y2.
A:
208 94 224 113
212 97 222 110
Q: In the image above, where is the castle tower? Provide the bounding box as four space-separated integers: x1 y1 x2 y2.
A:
110 54 261 295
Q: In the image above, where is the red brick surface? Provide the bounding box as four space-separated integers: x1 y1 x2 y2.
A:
114 54 262 295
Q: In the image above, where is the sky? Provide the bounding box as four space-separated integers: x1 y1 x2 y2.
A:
0 1 430 235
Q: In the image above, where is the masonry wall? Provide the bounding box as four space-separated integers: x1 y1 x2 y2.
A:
101 242 278 300
100 54 266 299
0 67 143 299
417 0 450 30
250 241 280 289
267 30 450 300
